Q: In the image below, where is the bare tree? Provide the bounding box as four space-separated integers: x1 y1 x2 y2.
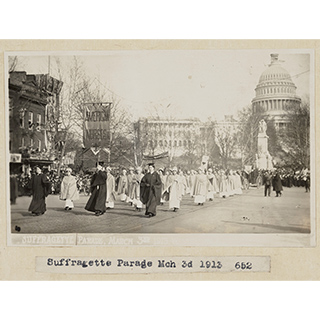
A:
214 124 239 169
8 56 25 73
279 101 310 169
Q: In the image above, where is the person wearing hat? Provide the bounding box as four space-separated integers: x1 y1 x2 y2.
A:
165 166 183 212
106 167 116 209
140 163 162 217
60 167 79 210
28 166 52 216
85 162 107 216
193 167 208 205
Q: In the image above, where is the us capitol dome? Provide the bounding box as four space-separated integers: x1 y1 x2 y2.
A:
252 53 301 129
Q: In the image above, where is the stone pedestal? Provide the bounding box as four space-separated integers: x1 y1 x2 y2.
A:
257 133 273 170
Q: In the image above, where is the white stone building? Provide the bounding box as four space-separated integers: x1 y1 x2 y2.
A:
252 53 301 129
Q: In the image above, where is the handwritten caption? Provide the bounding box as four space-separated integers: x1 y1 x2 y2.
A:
36 256 270 273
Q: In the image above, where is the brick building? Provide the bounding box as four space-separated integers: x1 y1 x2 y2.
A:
9 71 63 173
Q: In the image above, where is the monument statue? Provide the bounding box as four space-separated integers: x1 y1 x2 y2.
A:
256 119 273 170
258 119 267 135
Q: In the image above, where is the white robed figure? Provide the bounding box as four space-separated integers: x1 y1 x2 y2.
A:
227 170 236 196
189 170 196 197
131 167 144 211
233 171 243 195
117 169 129 201
206 168 218 201
106 167 116 208
60 167 79 210
193 168 208 205
218 170 229 198
166 167 183 212
178 170 187 196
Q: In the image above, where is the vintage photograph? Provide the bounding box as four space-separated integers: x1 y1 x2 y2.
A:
5 49 314 246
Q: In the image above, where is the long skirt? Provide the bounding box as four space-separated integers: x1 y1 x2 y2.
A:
85 185 106 213
133 198 143 209
65 199 74 208
145 195 158 215
194 195 206 204
106 201 114 208
207 191 214 200
28 197 46 214
169 198 180 209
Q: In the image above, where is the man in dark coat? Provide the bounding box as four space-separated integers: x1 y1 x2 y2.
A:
140 163 162 217
263 170 272 197
28 166 51 216
85 162 107 216
272 171 283 197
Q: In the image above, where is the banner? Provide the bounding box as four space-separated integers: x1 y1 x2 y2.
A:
83 102 111 148
142 151 169 160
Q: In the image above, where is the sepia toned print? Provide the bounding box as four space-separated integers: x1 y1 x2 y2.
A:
5 49 315 247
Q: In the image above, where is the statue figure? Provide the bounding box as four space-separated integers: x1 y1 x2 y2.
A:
258 119 267 135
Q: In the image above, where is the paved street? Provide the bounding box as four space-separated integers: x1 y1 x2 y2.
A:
10 186 310 234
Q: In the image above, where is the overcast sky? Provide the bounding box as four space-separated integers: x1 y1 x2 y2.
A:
9 50 311 121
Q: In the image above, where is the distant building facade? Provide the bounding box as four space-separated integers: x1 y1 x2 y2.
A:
252 53 301 129
134 115 241 168
9 71 63 172
134 118 204 160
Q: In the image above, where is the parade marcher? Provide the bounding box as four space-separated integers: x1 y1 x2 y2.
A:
140 163 162 217
85 162 107 216
189 170 196 197
234 171 243 195
178 169 187 196
117 168 129 202
272 171 283 197
193 167 208 205
160 169 170 204
218 169 229 198
158 168 166 205
206 168 217 201
262 170 272 197
185 170 191 195
126 167 135 204
106 167 116 209
166 167 183 212
59 167 79 210
28 166 51 216
227 170 236 196
131 166 144 211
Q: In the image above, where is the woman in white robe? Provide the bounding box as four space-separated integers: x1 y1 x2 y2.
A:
166 167 183 212
131 167 144 211
60 168 79 210
193 168 208 205
106 167 116 209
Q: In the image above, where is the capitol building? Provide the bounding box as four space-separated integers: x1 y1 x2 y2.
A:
252 53 301 129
